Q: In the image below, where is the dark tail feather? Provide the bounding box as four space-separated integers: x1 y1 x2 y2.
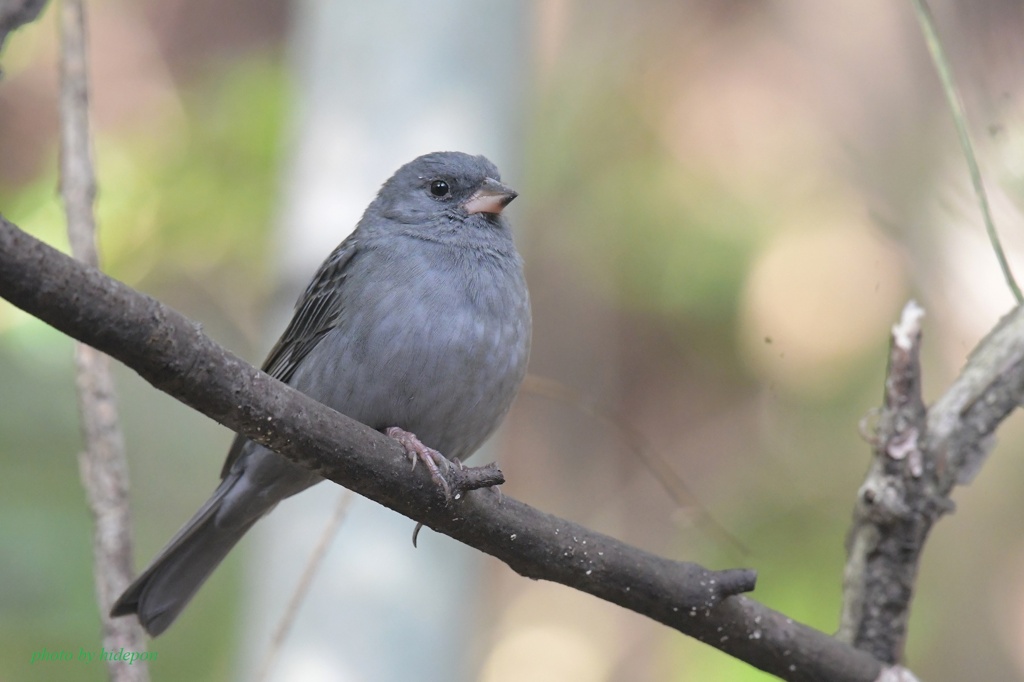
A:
111 472 257 637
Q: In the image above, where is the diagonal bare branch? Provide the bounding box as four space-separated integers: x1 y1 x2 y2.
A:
0 0 47 57
0 215 890 682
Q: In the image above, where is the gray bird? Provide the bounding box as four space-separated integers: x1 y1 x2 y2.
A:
111 151 531 636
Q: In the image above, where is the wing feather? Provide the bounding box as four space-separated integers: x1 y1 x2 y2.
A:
220 235 360 478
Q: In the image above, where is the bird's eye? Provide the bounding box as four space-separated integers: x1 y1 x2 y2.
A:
429 180 450 197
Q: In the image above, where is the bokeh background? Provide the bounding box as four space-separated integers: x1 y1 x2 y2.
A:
3 1 1024 680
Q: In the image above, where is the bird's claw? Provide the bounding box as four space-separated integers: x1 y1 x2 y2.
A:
386 426 452 500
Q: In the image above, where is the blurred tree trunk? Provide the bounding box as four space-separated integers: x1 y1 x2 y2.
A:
240 2 529 680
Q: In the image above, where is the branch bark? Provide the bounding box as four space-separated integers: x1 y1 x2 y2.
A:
0 0 47 57
839 300 1024 663
57 2 149 680
0 215 890 681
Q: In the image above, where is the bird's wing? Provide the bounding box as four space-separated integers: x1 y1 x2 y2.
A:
261 236 360 383
220 234 360 478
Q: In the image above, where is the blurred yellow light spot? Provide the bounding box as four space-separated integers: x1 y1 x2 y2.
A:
479 624 611 682
740 218 906 394
480 583 619 682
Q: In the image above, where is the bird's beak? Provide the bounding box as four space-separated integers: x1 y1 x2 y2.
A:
463 177 518 215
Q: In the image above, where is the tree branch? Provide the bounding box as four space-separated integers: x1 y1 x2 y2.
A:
0 215 892 681
839 299 1024 663
0 0 47 59
57 2 149 679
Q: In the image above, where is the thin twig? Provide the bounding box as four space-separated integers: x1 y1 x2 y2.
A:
912 0 1022 303
58 1 149 679
255 491 353 682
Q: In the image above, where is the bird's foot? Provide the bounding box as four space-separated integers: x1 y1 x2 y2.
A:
408 460 507 547
412 522 425 547
386 427 451 500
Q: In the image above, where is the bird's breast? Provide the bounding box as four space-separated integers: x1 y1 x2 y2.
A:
295 241 530 461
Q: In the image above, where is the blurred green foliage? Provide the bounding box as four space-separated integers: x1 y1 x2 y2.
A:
2 57 287 296
530 86 764 334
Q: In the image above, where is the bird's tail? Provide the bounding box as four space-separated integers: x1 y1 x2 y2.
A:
110 471 258 637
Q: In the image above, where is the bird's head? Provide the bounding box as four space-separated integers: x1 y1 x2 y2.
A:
371 151 518 230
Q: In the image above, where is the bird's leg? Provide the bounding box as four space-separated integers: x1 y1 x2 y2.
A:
386 427 451 499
